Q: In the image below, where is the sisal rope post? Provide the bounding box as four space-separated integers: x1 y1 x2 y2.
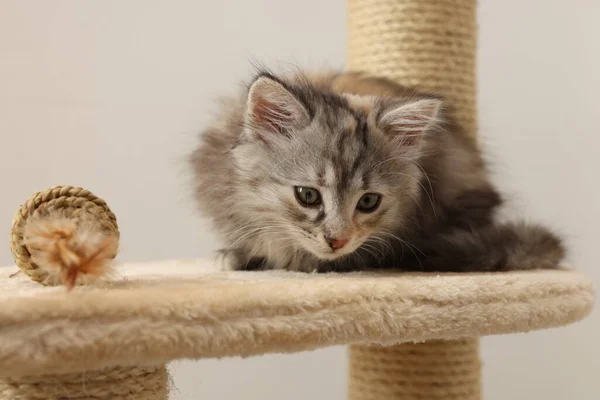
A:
349 340 481 400
0 366 169 400
347 0 481 398
348 0 477 139
7 186 170 399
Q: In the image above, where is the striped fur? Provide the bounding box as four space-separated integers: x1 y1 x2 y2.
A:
191 70 564 272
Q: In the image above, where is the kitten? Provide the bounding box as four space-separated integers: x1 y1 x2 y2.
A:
190 70 565 273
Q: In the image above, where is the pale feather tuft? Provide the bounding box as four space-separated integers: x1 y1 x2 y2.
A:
23 212 118 290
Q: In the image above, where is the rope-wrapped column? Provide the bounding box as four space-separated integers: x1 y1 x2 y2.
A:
0 366 169 400
347 0 481 399
349 340 481 400
348 0 477 139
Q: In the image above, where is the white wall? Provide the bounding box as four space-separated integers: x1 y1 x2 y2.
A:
479 2 599 399
0 1 597 399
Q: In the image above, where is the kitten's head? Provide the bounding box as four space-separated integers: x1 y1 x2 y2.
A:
232 73 442 261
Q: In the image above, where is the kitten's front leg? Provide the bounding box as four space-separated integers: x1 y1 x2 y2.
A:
314 250 389 273
237 257 270 271
219 248 271 271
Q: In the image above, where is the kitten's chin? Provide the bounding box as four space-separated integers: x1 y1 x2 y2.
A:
312 252 344 261
298 238 362 261
306 246 359 261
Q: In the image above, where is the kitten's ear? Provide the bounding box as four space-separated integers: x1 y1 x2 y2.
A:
377 98 442 145
245 76 310 138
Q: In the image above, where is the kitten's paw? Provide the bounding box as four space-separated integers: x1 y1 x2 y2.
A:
218 253 238 271
217 249 270 271
216 248 248 271
237 257 270 271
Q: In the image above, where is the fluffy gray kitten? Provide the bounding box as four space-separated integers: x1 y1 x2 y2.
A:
191 70 564 273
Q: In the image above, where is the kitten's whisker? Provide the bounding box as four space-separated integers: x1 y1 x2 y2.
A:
360 243 385 265
372 153 436 218
223 219 287 239
367 236 395 260
374 232 425 270
400 187 426 218
395 155 435 203
359 246 380 265
384 171 436 219
375 231 425 257
354 251 367 268
224 222 271 240
225 225 290 252
226 225 278 245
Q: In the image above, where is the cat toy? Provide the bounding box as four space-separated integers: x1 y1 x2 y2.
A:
10 186 119 290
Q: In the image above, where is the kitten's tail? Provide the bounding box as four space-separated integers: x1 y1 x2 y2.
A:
420 221 565 272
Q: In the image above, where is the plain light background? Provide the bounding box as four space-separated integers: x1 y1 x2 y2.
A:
0 1 598 399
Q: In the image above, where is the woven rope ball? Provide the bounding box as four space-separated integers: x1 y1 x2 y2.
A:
10 186 119 284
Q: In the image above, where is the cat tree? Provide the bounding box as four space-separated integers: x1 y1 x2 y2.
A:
0 0 594 399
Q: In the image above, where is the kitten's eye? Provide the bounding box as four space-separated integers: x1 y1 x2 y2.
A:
357 193 381 213
294 186 322 207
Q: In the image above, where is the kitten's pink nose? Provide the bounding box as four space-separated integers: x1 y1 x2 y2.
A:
326 236 349 250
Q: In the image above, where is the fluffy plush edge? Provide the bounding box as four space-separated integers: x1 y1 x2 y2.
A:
0 260 594 377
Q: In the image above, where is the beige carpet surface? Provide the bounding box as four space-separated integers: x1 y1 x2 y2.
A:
0 260 594 377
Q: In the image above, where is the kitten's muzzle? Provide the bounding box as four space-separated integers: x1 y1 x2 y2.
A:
325 236 349 250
